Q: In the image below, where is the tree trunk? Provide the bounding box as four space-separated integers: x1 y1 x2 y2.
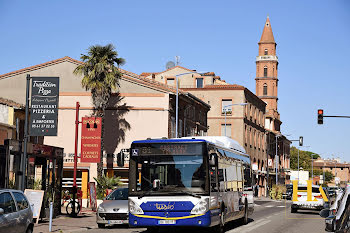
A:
97 110 105 178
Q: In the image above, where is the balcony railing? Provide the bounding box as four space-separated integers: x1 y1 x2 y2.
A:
256 55 278 62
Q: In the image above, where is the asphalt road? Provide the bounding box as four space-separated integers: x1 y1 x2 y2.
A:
72 200 326 233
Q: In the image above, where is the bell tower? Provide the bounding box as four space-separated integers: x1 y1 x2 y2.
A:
255 16 281 132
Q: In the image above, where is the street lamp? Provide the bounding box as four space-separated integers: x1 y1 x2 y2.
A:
298 145 310 184
275 134 282 185
274 133 291 185
310 153 317 181
175 71 207 138
223 103 248 136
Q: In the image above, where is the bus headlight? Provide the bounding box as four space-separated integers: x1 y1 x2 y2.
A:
191 199 208 215
129 200 144 215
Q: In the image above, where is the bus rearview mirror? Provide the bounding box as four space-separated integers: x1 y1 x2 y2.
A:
209 153 216 166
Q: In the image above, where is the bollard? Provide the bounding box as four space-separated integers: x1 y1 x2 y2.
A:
49 202 53 232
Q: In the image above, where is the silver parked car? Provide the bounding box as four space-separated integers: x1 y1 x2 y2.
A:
96 187 128 228
0 189 34 233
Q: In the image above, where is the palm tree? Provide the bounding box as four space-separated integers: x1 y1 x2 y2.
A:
74 44 125 178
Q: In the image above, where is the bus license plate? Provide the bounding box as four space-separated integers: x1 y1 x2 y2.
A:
158 220 176 224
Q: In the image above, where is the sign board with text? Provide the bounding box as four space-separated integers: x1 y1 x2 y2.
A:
29 77 59 136
81 117 102 163
24 189 44 223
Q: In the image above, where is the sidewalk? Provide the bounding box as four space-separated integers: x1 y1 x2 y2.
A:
34 209 98 233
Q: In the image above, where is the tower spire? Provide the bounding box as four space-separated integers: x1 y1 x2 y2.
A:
255 17 281 132
259 16 275 44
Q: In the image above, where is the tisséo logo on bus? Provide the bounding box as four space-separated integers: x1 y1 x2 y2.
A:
155 202 175 211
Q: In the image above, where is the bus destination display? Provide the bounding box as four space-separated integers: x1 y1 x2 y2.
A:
134 143 202 156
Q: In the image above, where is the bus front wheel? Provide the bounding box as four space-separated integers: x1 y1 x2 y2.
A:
146 227 159 233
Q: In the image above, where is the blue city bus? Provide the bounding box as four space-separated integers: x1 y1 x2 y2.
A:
128 136 254 232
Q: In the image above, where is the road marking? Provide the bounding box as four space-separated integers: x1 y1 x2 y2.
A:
265 205 274 207
277 205 285 208
227 219 271 233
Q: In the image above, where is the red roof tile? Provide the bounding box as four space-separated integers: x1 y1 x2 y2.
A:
0 97 24 108
259 16 275 43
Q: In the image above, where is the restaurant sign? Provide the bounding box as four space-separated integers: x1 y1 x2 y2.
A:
29 77 59 136
80 117 102 163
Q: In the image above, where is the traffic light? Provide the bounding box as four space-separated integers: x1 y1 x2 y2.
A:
299 136 303 146
318 109 324 124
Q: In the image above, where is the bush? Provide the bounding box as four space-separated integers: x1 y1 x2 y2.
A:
94 175 122 199
270 184 286 200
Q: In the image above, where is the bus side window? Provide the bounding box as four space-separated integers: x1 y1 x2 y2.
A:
218 168 225 191
237 162 243 191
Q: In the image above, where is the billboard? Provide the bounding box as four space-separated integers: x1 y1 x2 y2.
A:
80 117 102 163
29 77 59 136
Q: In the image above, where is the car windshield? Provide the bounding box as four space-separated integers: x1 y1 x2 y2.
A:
133 143 206 195
106 188 128 200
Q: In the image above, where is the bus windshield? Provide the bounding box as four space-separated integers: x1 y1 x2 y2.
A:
130 142 207 196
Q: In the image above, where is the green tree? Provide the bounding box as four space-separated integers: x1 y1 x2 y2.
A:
313 169 334 184
74 44 125 178
290 146 320 172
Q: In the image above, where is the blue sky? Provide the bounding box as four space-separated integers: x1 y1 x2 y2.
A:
1 0 349 161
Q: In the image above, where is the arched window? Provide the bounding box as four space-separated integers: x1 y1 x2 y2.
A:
263 84 267 96
264 66 268 77
264 49 268 55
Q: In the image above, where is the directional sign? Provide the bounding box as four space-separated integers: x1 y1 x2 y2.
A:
29 77 59 136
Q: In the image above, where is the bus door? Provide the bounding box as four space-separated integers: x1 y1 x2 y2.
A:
209 151 220 224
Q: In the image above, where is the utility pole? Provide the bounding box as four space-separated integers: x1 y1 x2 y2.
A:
323 160 325 184
275 134 279 185
72 102 80 217
20 74 31 191
297 147 300 184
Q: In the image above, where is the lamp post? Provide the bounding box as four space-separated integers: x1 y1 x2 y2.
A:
175 71 207 138
298 145 310 184
310 153 317 181
223 103 248 136
275 134 281 185
274 133 292 185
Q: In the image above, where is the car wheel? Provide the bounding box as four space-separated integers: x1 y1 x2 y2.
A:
291 207 297 213
26 226 33 233
242 202 249 225
98 223 105 228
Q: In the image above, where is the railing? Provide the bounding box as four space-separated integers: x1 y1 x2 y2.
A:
256 55 278 62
